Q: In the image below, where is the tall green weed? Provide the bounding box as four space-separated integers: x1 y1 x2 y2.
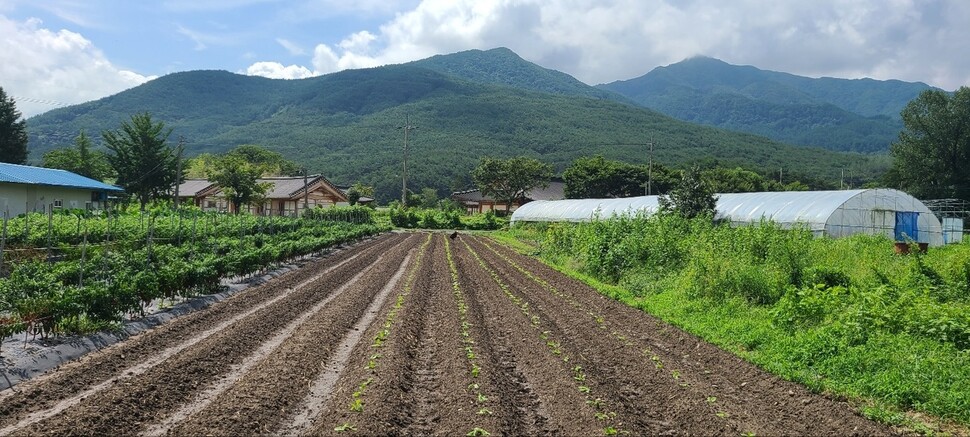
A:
520 215 970 425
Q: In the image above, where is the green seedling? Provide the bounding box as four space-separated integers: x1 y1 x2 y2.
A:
334 423 356 432
579 385 591 394
706 396 717 404
467 428 491 437
477 392 489 403
471 364 480 378
716 411 730 418
586 398 605 409
477 407 493 416
349 398 363 412
671 370 680 379
603 426 619 436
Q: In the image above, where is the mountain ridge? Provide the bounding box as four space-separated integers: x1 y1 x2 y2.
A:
25 49 888 202
597 56 935 152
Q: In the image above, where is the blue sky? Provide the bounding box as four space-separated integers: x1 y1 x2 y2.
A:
2 0 969 117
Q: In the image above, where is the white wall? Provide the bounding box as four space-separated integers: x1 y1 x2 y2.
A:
0 183 105 217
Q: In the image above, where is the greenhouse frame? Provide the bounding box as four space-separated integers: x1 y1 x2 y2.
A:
510 189 946 246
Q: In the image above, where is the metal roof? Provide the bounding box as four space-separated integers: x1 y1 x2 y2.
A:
0 162 123 192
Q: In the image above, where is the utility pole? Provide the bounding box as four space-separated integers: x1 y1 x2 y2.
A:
174 136 184 210
648 142 654 196
303 168 309 213
398 114 418 206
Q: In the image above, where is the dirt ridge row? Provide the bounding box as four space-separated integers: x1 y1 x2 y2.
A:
2 233 410 435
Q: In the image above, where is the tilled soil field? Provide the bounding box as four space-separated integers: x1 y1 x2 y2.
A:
0 232 896 436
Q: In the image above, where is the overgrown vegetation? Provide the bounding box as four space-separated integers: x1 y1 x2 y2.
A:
385 208 504 230
504 216 970 427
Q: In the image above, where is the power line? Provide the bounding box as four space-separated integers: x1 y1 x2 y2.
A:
10 95 70 107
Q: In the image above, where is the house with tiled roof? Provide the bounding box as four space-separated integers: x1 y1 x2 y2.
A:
0 162 123 216
176 174 348 216
452 178 565 215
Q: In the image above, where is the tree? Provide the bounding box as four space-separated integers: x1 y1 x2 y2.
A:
42 131 114 180
472 156 553 210
563 155 678 198
346 182 375 206
0 86 28 164
103 113 183 211
418 187 439 209
886 87 970 201
226 144 301 176
659 166 718 219
701 167 781 193
208 154 269 214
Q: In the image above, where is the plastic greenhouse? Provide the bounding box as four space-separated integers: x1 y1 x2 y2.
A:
510 189 945 246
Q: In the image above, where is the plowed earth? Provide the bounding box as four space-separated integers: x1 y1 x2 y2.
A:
0 232 895 436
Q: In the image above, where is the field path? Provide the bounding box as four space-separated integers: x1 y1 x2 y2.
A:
0 232 895 436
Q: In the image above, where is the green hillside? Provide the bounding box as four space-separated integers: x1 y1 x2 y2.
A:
409 47 627 103
26 58 886 203
598 56 934 153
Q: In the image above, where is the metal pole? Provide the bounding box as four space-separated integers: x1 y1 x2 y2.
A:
648 142 654 196
174 137 184 210
399 114 418 207
1 210 7 277
303 168 309 214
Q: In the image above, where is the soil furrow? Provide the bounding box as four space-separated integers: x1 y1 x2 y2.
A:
307 234 436 436
277 247 414 436
1 242 375 436
7 234 409 436
165 234 420 436
0 234 393 428
471 235 893 436
452 235 600 436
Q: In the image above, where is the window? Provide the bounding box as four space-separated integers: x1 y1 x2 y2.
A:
53 199 63 208
207 200 216 208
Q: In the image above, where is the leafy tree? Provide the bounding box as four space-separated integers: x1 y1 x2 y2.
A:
0 86 28 164
102 113 183 210
472 156 553 210
208 155 270 214
418 187 439 209
226 144 301 176
886 87 970 200
346 182 375 206
42 131 113 180
184 153 220 178
659 166 718 219
563 155 677 198
701 167 782 193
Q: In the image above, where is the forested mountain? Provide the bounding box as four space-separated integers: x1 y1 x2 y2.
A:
26 51 886 202
409 47 627 103
598 56 936 153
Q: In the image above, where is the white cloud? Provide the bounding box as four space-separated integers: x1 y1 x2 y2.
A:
276 37 305 55
273 0 970 90
245 61 313 79
338 31 376 52
0 15 152 118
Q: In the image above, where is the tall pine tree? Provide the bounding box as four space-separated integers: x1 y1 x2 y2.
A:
103 113 183 210
0 86 29 164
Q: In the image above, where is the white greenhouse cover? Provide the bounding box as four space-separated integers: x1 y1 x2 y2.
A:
511 189 945 246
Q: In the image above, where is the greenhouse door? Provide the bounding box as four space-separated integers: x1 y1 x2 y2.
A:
894 211 919 241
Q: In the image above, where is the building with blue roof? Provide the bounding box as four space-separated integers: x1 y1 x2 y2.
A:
0 162 123 217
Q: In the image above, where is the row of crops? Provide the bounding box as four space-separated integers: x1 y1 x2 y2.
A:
506 214 970 425
0 206 387 349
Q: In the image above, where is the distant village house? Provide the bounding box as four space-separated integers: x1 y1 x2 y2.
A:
177 175 348 216
451 178 565 215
